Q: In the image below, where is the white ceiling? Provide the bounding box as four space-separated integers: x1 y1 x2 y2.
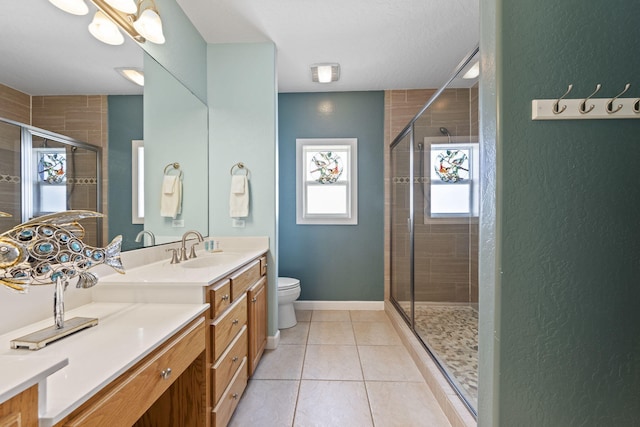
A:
0 0 478 96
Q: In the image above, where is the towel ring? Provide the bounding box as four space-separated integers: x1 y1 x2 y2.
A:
164 162 183 179
230 162 249 176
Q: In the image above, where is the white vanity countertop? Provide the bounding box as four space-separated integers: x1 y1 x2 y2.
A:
0 355 68 405
92 243 268 304
0 302 208 426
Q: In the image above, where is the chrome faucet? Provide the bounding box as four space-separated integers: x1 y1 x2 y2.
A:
180 230 204 261
135 230 156 246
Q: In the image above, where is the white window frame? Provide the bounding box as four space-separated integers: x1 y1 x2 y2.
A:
423 137 480 222
296 138 358 225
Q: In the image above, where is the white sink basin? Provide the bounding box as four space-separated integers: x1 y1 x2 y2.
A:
180 252 242 269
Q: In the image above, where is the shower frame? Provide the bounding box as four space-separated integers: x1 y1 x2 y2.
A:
0 117 102 243
389 45 479 418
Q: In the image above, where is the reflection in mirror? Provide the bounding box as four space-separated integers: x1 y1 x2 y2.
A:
0 121 101 246
1 3 209 251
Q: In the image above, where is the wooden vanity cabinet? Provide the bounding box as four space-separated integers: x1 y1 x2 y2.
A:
0 385 37 427
206 253 268 427
248 275 267 376
55 316 207 427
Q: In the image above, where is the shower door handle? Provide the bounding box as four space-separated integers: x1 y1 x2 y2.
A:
407 217 412 233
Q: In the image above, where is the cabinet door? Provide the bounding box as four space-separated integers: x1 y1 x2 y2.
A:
247 276 267 376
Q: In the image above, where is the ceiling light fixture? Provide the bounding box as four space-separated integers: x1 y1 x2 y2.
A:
311 63 340 83
104 0 137 14
88 0 165 45
116 67 145 86
88 10 125 45
133 0 166 44
48 0 89 15
462 62 480 79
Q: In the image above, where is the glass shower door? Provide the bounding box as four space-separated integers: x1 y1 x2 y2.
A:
390 131 413 322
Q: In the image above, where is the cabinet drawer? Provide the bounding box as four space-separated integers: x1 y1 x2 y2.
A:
0 384 37 427
208 279 231 319
211 294 247 361
63 317 206 427
259 256 267 276
229 260 260 301
212 326 247 406
212 357 248 427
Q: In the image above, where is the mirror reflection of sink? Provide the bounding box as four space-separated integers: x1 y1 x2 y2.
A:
180 253 242 269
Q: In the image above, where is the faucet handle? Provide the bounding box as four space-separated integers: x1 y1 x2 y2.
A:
188 242 200 259
166 248 180 264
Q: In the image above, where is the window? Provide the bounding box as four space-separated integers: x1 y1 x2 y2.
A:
428 142 479 218
34 148 67 215
296 138 357 225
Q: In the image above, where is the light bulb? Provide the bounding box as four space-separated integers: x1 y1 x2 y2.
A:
133 8 165 44
104 0 138 14
48 0 89 15
88 11 124 45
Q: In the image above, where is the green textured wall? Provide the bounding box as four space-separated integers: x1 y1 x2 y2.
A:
278 92 385 301
480 0 640 424
107 95 143 251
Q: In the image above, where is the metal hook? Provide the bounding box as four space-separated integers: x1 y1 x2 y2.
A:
605 83 631 114
578 84 601 114
633 98 640 114
552 85 573 114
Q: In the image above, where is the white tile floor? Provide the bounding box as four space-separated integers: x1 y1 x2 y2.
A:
228 310 451 427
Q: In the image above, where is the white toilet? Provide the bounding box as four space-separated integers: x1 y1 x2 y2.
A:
277 277 301 329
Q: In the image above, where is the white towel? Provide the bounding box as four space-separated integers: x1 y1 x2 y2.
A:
160 175 182 219
229 175 249 217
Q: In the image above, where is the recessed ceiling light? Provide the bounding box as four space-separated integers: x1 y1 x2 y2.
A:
116 68 145 86
311 64 340 83
462 62 480 79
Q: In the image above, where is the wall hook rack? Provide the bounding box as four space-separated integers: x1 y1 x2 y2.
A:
532 83 640 120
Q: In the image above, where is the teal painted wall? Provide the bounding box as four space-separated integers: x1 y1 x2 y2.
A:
107 95 143 251
479 0 640 424
278 92 384 301
207 43 278 335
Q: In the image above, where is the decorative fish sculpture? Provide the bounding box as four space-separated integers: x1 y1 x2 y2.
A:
0 212 11 217
0 210 124 293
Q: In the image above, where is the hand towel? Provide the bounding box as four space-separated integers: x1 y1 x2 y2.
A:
160 175 182 219
229 175 249 217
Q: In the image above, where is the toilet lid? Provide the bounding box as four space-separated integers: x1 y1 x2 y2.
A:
278 277 300 290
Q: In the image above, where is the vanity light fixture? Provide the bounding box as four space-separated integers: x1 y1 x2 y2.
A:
116 67 144 86
88 10 125 45
133 0 166 44
311 63 340 83
462 61 480 79
104 0 137 14
48 0 89 15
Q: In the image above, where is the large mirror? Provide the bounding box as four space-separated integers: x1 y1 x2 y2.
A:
0 2 208 251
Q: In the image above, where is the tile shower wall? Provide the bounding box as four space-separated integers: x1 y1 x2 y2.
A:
0 86 108 243
385 87 479 304
32 96 107 246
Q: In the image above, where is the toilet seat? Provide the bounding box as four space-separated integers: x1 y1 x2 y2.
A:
278 277 300 291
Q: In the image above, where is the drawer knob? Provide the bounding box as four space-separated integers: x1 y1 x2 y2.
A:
232 393 239 400
232 319 239 325
232 356 239 362
251 297 257 303
221 295 229 301
160 368 172 380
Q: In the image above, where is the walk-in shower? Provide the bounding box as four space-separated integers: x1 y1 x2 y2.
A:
389 47 480 416
0 118 102 246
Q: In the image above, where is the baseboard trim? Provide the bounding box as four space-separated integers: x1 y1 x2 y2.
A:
294 300 385 311
266 330 280 350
